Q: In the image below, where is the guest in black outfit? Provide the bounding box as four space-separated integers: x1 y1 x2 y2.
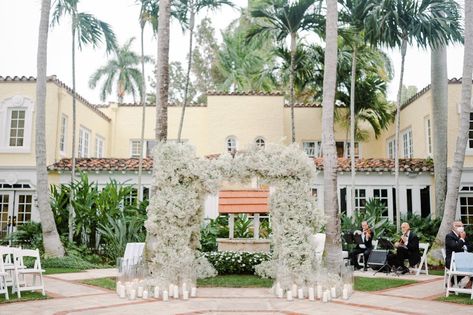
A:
391 222 420 274
350 221 374 271
445 221 472 288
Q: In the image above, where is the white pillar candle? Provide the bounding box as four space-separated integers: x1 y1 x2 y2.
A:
286 290 293 301
183 282 187 293
322 291 328 303
277 288 283 298
143 290 149 299
154 287 160 299
173 285 179 298
116 281 122 294
129 289 136 300
342 287 349 300
291 284 297 297
316 285 323 299
183 290 189 300
162 290 169 301
330 287 336 298
137 286 144 298
118 285 126 298
308 287 315 301
191 287 197 297
168 284 174 297
297 288 304 299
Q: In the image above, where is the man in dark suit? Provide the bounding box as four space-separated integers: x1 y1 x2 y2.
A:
349 221 374 271
445 221 472 269
392 222 420 274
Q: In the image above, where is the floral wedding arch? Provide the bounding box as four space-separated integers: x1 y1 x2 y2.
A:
144 142 326 291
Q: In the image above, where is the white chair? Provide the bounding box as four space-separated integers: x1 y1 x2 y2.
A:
0 249 9 300
12 248 45 298
357 239 378 266
414 243 430 276
122 242 145 266
310 233 326 261
0 246 18 287
441 248 449 287
446 252 473 299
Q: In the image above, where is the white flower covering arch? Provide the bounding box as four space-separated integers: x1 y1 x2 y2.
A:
145 142 326 290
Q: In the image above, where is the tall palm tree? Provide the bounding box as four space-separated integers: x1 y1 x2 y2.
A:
435 1 472 247
247 0 320 143
155 0 172 141
36 0 65 257
177 0 234 142
51 0 117 241
88 38 151 103
321 0 340 271
365 0 463 231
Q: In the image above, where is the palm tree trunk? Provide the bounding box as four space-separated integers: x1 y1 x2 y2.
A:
177 4 195 142
137 23 147 202
350 47 357 215
289 32 296 143
431 46 448 220
155 0 171 141
69 25 77 243
36 0 65 257
395 38 407 233
435 1 473 246
321 0 340 271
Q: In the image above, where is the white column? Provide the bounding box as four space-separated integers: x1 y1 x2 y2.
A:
253 213 260 239
229 214 235 239
347 187 353 217
399 186 408 220
412 187 422 216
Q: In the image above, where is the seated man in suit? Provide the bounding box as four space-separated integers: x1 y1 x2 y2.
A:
391 222 420 274
349 221 374 271
445 221 473 288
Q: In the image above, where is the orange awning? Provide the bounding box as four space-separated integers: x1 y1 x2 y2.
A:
218 190 269 214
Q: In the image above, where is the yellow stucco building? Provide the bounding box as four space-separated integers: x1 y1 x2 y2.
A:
0 75 472 237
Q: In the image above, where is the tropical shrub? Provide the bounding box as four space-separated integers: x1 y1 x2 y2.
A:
7 222 43 250
401 213 441 245
203 251 271 274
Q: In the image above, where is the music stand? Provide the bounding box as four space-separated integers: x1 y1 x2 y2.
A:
372 238 399 276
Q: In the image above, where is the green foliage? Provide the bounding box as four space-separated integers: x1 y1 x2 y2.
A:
437 294 473 305
81 277 116 291
203 251 271 274
41 256 99 270
0 288 47 303
400 213 441 244
234 214 253 238
7 222 43 250
200 216 229 252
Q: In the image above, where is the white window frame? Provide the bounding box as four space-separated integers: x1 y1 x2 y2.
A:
302 141 321 158
130 139 143 158
468 113 473 153
354 188 367 212
387 137 396 159
402 128 413 158
424 116 432 156
59 114 67 155
0 96 34 153
345 141 360 158
78 126 91 158
255 137 265 148
226 136 237 153
95 135 105 158
373 188 389 218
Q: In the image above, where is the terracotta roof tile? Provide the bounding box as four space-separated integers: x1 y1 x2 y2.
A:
48 158 154 171
313 158 434 173
207 90 283 96
96 103 207 107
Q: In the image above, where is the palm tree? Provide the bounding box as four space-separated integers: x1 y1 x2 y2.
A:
88 38 151 103
247 0 320 143
365 0 463 231
435 1 473 247
177 0 234 142
36 0 65 257
51 0 117 241
155 0 172 141
321 0 340 271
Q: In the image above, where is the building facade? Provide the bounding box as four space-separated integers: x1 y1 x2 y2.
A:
0 75 472 238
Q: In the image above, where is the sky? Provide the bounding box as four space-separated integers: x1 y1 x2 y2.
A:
0 0 466 104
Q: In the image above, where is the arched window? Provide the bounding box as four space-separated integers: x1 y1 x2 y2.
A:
255 137 265 148
226 136 237 153
0 96 34 153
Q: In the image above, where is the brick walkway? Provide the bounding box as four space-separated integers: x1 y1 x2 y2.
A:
0 269 471 315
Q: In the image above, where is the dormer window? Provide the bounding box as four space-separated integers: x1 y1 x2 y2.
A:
0 96 34 153
255 137 265 148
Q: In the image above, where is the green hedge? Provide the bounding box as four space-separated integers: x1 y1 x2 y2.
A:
203 251 271 274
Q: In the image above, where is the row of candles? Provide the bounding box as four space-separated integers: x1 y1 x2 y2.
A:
116 281 197 301
274 282 353 302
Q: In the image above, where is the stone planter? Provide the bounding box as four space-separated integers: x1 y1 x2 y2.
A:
217 238 271 253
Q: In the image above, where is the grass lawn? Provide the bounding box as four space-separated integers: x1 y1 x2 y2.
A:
429 269 444 276
0 288 47 304
354 277 417 291
44 268 84 275
197 275 273 288
437 294 473 305
81 277 116 290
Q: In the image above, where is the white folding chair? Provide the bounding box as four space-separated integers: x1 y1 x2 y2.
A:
414 243 429 276
441 248 449 287
0 246 18 287
122 242 145 266
446 252 473 299
0 249 9 300
13 248 45 298
309 233 326 261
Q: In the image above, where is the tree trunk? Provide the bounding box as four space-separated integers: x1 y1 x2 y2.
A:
289 32 296 143
321 0 340 271
69 24 77 243
395 38 407 233
137 23 147 202
155 0 171 141
36 0 65 257
350 48 357 215
431 46 448 220
177 4 195 142
435 1 473 246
